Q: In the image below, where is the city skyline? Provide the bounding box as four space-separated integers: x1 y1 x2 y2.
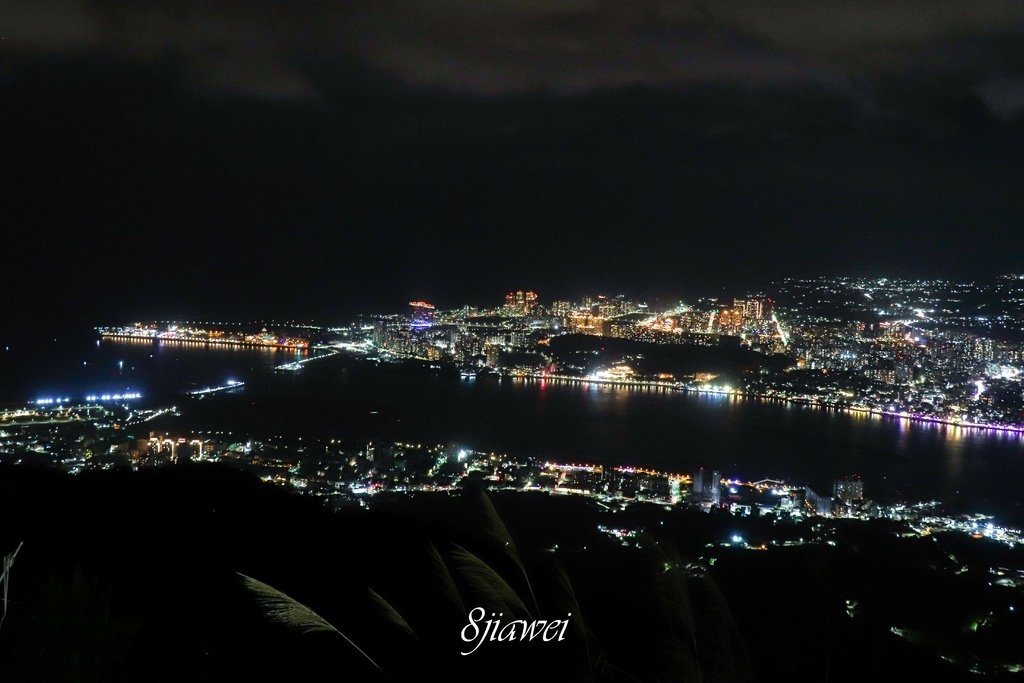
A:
51 272 1024 438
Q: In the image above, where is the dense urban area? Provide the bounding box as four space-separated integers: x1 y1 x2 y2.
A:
94 274 1024 433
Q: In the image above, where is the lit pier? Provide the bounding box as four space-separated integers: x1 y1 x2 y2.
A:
187 380 244 396
273 342 367 371
275 349 339 371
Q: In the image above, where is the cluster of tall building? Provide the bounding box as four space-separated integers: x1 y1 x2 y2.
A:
546 295 648 335
372 297 536 365
602 296 781 351
369 290 786 366
503 291 538 316
696 468 867 519
715 297 774 336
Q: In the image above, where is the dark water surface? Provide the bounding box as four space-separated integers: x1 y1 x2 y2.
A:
4 332 1024 522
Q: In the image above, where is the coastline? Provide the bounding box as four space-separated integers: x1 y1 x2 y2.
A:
512 372 1024 438
99 331 309 351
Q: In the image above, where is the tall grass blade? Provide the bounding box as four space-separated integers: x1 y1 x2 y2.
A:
637 535 702 683
689 575 755 683
238 573 382 674
428 541 466 616
473 491 539 613
552 561 603 674
450 544 531 618
368 588 419 641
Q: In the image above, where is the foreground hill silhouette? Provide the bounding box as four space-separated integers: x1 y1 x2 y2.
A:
0 464 999 681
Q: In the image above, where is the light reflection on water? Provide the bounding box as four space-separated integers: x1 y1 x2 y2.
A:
502 375 1024 520
8 337 1024 523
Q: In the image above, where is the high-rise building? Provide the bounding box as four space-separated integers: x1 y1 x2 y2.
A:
833 476 864 505
707 469 721 505
693 467 721 506
373 318 392 347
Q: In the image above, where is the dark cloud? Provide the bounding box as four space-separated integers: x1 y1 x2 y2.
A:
4 0 1024 112
977 77 1024 120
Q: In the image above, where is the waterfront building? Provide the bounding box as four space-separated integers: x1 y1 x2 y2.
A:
693 467 721 506
833 476 864 505
805 487 834 516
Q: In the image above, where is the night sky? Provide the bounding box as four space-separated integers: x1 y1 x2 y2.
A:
6 1 1024 326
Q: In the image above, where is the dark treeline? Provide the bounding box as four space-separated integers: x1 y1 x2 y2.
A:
547 333 792 379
